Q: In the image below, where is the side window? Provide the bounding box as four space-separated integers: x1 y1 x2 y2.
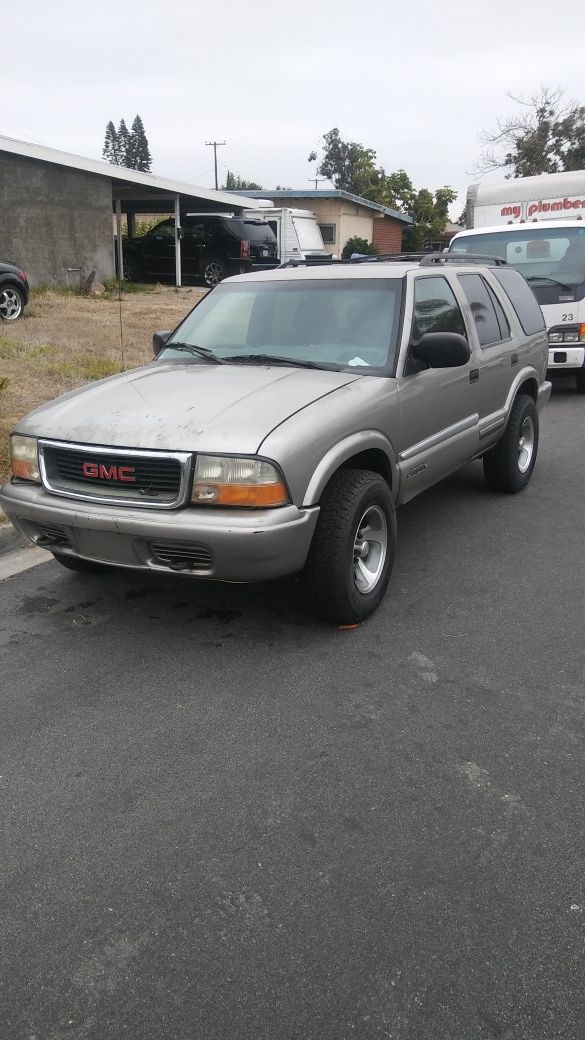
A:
411 276 467 341
185 223 205 242
492 269 546 335
485 281 511 340
149 222 174 241
458 274 504 347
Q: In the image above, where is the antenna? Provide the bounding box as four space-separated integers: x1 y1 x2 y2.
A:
205 140 227 190
308 176 326 190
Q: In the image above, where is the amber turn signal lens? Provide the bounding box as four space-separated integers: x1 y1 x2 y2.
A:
193 481 289 507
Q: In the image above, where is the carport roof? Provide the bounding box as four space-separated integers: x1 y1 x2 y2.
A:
0 133 262 211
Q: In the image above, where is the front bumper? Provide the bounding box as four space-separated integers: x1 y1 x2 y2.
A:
0 481 319 582
547 345 585 370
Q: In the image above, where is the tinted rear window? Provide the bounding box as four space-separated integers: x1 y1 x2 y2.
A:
492 269 546 335
224 219 277 244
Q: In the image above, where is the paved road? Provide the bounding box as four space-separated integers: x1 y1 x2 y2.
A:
1 381 584 1040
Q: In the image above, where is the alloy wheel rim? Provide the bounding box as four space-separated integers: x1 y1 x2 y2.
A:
0 288 22 319
518 416 535 473
353 505 388 594
205 263 223 287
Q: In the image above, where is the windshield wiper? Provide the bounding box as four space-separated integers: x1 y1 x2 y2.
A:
223 353 323 369
164 342 225 364
526 275 574 292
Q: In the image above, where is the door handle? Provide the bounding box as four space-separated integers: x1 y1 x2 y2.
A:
511 353 518 366
469 368 479 383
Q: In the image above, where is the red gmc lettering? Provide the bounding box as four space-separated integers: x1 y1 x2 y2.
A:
81 461 136 482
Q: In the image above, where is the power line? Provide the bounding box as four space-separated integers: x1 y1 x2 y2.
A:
205 140 226 190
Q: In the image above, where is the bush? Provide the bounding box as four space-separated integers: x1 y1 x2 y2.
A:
341 236 379 260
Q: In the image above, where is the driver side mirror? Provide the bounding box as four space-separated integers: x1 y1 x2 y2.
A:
153 330 171 357
411 332 471 369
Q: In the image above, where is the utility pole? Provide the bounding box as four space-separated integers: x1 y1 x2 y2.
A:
308 175 326 190
206 140 226 190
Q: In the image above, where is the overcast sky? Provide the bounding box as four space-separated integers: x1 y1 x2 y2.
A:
2 0 582 216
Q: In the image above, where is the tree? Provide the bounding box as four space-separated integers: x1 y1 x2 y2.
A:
311 130 456 249
222 170 263 191
473 87 585 178
117 119 130 166
102 116 153 171
126 115 152 172
102 120 119 164
341 236 379 260
316 127 378 196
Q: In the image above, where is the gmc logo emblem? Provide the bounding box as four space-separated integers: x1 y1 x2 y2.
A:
82 461 136 482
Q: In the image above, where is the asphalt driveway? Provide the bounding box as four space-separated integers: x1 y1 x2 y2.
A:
1 380 584 1040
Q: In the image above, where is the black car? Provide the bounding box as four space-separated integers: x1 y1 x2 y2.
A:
122 214 278 287
0 260 29 320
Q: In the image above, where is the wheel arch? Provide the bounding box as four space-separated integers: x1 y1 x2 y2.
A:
302 432 398 506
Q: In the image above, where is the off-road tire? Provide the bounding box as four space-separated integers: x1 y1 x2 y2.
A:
303 468 396 624
483 393 538 493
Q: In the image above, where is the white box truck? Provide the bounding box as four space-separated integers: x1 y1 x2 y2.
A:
242 206 330 264
449 171 585 391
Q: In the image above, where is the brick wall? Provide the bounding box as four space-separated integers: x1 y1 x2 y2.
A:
371 218 404 254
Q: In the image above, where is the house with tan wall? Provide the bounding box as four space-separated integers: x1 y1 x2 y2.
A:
242 189 412 255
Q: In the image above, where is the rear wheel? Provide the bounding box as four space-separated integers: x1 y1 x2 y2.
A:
52 553 111 574
202 259 226 288
483 393 538 493
0 284 24 320
576 369 585 394
303 469 396 624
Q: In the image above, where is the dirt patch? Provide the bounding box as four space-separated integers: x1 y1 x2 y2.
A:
0 285 205 486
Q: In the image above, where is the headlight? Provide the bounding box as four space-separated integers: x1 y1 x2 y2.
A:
192 455 289 507
10 435 40 482
549 332 563 344
563 331 579 343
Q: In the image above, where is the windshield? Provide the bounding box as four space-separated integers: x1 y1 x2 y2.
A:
159 278 403 372
450 227 585 287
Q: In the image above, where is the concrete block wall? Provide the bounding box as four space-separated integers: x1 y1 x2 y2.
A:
371 217 404 254
0 153 115 286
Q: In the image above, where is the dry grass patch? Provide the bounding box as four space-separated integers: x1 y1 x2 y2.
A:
0 285 205 486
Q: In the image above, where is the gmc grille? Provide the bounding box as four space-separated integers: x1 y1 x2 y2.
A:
39 441 191 508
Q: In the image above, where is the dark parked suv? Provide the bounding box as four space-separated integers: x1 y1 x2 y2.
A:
0 260 29 320
122 214 278 287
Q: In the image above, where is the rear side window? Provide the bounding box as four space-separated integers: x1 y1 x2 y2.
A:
458 273 507 346
411 276 467 340
492 269 546 335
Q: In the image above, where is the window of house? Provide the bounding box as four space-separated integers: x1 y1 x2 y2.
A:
319 223 337 245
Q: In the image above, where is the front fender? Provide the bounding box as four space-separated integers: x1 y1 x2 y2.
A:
302 430 399 506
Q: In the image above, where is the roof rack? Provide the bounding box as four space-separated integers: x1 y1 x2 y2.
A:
419 252 507 267
277 252 507 270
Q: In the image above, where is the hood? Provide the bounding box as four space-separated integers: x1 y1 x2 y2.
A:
17 362 361 454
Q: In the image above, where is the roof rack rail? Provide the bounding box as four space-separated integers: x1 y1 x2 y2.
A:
419 253 507 267
276 252 508 271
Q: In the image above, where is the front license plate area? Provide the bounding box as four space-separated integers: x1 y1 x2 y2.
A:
73 529 139 566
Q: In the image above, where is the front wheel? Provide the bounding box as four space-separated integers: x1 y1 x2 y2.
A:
0 284 24 320
202 259 226 288
483 393 539 493
303 469 396 624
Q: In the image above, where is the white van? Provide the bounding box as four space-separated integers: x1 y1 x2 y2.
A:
450 173 585 391
242 207 329 264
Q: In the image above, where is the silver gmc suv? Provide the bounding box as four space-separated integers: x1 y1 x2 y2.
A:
1 254 551 623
